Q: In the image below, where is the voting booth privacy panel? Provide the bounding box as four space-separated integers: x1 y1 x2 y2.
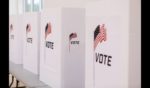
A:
22 12 40 75
9 15 23 64
85 0 140 88
40 8 85 88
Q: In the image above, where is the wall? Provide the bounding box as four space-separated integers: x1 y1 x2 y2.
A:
42 0 103 8
9 0 18 15
129 0 141 87
9 0 24 15
9 0 102 15
18 0 24 14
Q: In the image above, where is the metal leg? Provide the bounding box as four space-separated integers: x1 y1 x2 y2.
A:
16 79 19 88
9 75 14 88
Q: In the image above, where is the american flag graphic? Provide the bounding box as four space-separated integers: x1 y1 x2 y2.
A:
93 24 107 88
45 22 51 40
26 24 31 34
10 24 13 32
69 33 77 52
94 24 107 50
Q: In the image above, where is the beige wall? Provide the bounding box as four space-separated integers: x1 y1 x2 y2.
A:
9 0 24 15
129 0 141 88
9 0 102 15
9 0 18 15
42 0 104 8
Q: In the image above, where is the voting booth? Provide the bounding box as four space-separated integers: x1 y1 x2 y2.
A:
22 12 40 75
85 0 141 88
9 15 23 64
40 8 85 88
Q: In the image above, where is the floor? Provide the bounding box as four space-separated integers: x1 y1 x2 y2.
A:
9 74 26 88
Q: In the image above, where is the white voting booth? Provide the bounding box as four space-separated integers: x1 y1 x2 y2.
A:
9 0 140 87
85 0 140 88
9 15 23 64
40 8 85 88
22 12 40 75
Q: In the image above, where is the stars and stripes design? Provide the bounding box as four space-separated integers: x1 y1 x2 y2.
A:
45 22 51 40
26 24 31 34
93 24 107 87
10 24 14 39
94 24 107 50
69 33 77 52
10 24 13 32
